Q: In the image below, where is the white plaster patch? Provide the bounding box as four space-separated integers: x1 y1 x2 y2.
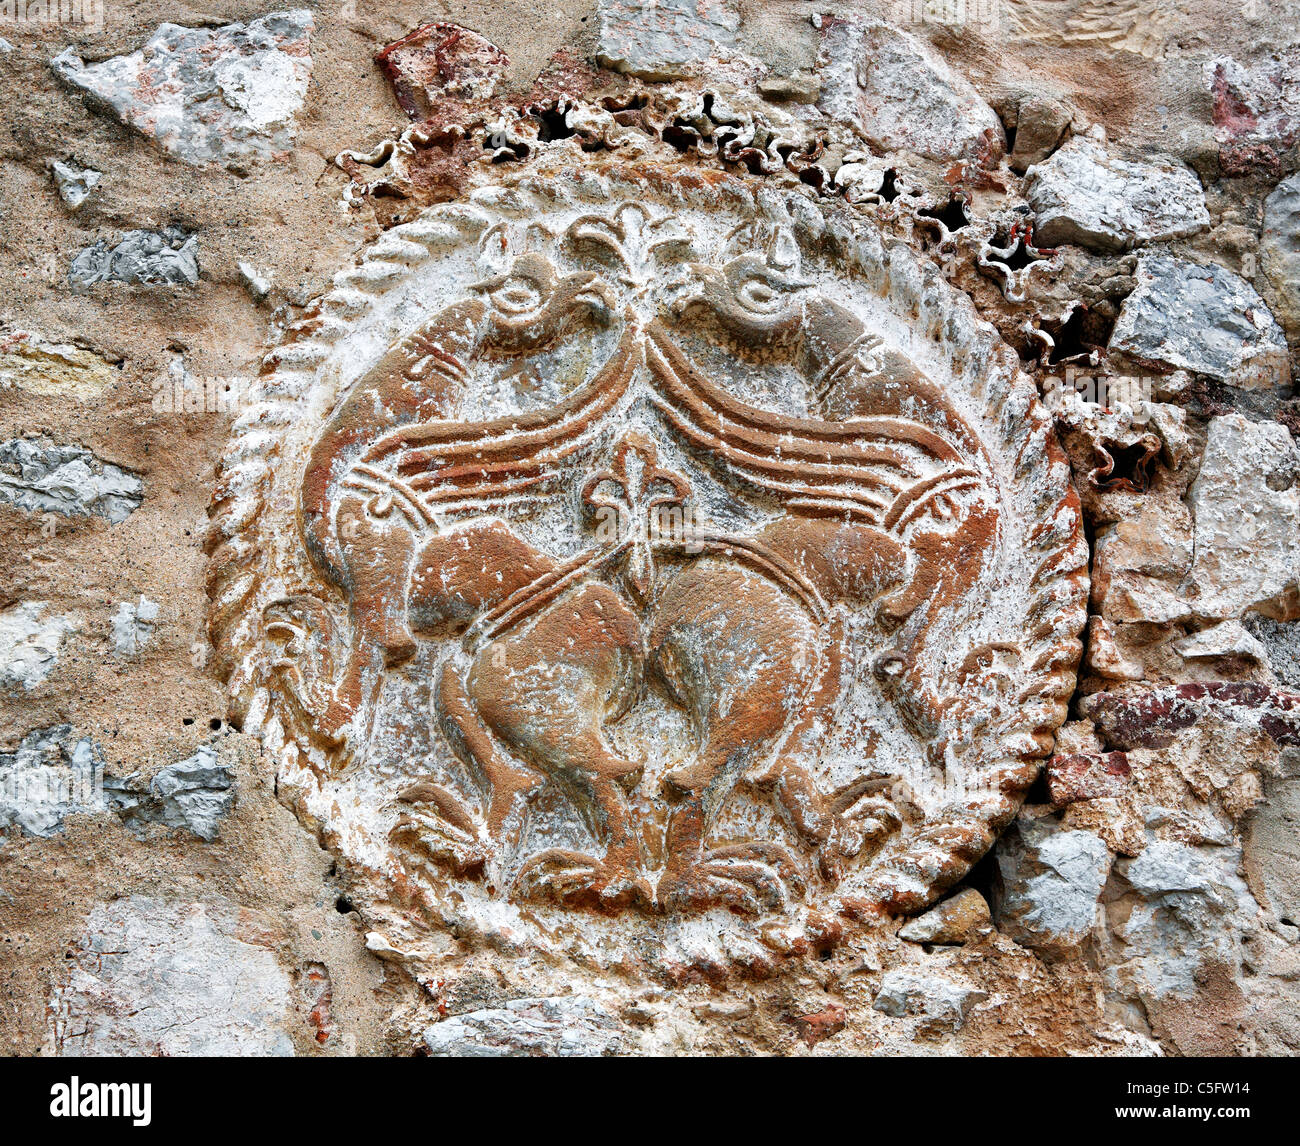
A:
49 897 296 1056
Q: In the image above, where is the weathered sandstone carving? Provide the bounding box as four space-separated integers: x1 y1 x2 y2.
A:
208 155 1086 976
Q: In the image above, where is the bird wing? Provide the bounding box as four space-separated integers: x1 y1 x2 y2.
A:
643 325 981 530
350 332 638 519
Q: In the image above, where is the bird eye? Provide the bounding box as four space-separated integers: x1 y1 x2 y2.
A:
737 276 783 314
492 277 542 315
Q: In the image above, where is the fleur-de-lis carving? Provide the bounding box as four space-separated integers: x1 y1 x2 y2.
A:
582 433 691 602
565 203 693 295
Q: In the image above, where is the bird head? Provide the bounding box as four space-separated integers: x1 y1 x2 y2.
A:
664 252 813 353
472 253 618 353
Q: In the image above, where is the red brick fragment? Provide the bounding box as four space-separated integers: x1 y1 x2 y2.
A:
790 1003 847 1048
1046 751 1131 807
376 23 508 120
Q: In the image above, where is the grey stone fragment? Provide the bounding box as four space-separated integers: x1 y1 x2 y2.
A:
1208 53 1300 175
110 596 159 657
1110 255 1290 387
48 160 101 209
596 0 739 82
898 887 992 945
994 814 1111 957
69 226 199 288
51 11 313 171
237 260 272 302
375 21 507 118
1244 615 1300 686
758 74 819 104
0 725 103 838
1107 843 1253 1002
423 995 628 1056
1024 137 1209 252
1244 778 1300 923
1142 806 1234 848
1126 840 1221 895
1261 172 1300 341
817 20 1004 163
109 745 234 842
1008 96 1071 173
0 437 142 522
872 970 986 1031
1186 413 1300 620
1173 620 1267 662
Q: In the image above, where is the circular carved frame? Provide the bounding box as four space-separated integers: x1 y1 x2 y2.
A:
208 160 1087 977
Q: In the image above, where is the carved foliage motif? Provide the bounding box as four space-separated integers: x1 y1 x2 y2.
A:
208 164 1087 971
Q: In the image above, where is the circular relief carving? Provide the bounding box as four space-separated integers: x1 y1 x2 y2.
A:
208 162 1087 976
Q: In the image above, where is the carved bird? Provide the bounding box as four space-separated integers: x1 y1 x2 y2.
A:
639 247 998 911
295 252 621 750
665 251 813 349
471 252 618 355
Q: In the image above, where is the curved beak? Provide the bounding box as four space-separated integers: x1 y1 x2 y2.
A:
660 265 709 317
570 273 618 320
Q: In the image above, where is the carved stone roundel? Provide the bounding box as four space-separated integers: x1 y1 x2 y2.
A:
209 163 1087 975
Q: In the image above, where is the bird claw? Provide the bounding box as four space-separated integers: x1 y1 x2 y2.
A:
390 799 488 879
816 793 901 881
514 848 652 910
658 842 805 915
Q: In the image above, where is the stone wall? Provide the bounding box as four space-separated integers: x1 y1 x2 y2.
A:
1 0 1298 1057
